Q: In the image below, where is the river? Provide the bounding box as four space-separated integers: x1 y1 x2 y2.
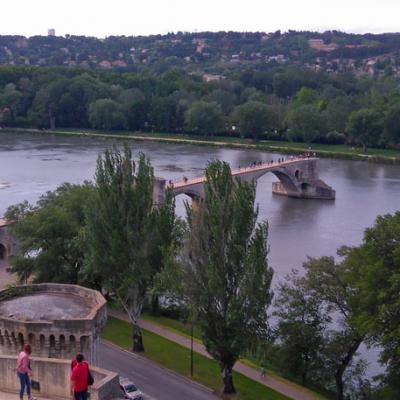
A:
1 131 399 375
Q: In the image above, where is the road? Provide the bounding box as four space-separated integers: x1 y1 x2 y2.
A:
98 340 217 400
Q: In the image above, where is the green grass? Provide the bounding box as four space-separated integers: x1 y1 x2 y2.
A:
239 358 334 400
141 312 203 341
102 316 291 400
140 313 331 400
5 127 400 163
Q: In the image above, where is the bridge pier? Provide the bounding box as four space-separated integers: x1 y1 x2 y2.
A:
152 177 167 207
270 158 335 200
272 180 335 199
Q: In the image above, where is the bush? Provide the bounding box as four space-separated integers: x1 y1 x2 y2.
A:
325 131 346 144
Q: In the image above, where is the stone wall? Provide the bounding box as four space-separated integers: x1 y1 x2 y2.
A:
0 355 121 400
0 222 18 262
0 284 107 365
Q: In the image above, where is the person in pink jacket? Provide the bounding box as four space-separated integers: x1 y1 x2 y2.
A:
16 344 35 400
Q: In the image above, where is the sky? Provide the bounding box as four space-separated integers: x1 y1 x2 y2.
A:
2 0 400 37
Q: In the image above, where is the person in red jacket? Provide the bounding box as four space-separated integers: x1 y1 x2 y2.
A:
70 353 89 400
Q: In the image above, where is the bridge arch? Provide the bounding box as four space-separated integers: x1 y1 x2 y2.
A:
268 170 298 193
177 190 201 200
233 168 299 195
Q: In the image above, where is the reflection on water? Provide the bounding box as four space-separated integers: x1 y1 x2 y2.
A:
1 132 399 376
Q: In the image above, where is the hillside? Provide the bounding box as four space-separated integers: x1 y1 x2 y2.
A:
1 30 400 77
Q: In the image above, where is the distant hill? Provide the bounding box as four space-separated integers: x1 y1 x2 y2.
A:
1 31 400 76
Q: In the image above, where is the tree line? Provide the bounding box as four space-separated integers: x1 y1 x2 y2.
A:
0 66 400 148
5 146 400 399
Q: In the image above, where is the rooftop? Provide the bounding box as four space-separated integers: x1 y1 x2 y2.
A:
0 292 91 321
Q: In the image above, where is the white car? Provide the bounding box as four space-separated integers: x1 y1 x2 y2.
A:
119 377 144 400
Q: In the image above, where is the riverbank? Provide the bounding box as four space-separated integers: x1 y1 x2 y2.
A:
3 128 400 164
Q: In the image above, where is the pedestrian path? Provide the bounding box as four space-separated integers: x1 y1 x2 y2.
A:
109 309 319 400
0 393 52 400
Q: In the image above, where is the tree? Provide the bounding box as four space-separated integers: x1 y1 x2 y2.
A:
325 95 355 134
184 101 224 136
58 73 106 127
384 104 400 146
343 212 400 398
231 101 277 139
0 83 22 124
84 146 177 352
292 87 319 107
346 108 384 150
6 183 92 284
303 256 367 400
30 77 68 129
148 95 178 132
88 98 127 130
205 89 237 114
118 88 148 130
183 160 273 394
287 104 326 144
274 271 329 386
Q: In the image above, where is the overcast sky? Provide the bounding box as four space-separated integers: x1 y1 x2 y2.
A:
3 0 400 37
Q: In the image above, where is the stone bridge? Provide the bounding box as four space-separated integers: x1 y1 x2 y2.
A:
153 156 335 205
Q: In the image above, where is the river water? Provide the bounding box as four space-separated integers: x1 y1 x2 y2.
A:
1 132 399 374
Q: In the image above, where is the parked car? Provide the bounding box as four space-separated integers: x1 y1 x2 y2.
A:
119 377 144 400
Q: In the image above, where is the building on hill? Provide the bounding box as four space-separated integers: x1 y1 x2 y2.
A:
98 60 112 69
202 73 225 82
308 39 339 52
48 29 55 37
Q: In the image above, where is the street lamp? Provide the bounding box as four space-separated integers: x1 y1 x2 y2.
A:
190 322 194 377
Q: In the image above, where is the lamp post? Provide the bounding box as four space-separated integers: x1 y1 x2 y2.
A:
190 321 194 377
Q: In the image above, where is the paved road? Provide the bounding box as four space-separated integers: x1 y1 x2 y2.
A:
98 340 217 400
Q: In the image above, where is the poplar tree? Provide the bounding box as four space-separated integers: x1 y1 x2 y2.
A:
184 160 273 394
84 145 176 352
